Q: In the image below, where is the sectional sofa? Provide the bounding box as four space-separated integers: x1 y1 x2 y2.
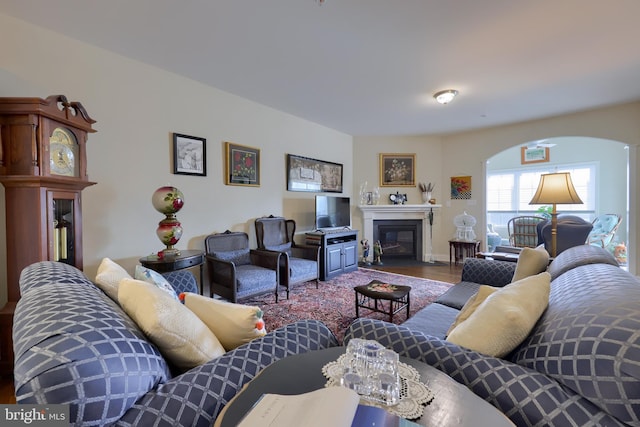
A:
12 261 338 426
346 245 640 426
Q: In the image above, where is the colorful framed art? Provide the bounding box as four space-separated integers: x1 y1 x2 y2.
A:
225 142 260 186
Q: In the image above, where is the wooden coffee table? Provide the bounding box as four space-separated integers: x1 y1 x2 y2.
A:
215 347 514 427
354 280 411 322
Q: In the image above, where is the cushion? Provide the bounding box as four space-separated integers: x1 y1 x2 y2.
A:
446 285 498 336
118 278 225 370
446 272 551 357
181 293 267 351
134 264 179 300
213 248 251 265
511 246 549 282
94 257 132 301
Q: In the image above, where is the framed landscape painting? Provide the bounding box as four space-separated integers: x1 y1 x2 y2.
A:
287 154 343 193
225 142 260 186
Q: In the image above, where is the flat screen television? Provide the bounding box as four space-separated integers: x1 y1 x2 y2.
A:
315 195 351 230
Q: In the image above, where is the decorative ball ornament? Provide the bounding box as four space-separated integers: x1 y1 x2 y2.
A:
152 186 184 256
453 211 477 241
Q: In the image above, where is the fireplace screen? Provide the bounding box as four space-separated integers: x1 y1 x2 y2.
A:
373 220 422 260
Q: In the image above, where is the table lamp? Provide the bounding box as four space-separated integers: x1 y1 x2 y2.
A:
529 172 583 257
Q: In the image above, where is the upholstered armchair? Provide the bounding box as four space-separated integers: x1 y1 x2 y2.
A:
587 214 622 248
537 215 593 256
204 230 281 303
254 215 320 300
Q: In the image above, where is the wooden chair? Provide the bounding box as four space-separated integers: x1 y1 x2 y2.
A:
255 216 320 300
204 230 281 303
507 216 546 248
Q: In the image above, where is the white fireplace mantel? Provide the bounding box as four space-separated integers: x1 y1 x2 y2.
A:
358 204 441 262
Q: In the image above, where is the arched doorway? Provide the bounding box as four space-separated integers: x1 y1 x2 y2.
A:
485 136 629 267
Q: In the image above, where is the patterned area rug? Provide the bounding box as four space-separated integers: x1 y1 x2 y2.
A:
243 268 453 343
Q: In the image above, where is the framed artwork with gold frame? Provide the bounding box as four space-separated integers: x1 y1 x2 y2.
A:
225 142 260 186
379 153 416 187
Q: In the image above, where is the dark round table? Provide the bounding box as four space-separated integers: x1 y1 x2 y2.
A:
215 347 514 427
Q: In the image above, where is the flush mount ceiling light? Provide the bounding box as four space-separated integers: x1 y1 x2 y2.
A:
434 89 459 104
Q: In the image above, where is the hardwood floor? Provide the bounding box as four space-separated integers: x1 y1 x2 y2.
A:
0 262 463 405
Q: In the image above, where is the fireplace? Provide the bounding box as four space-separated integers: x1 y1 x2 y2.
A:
373 219 422 260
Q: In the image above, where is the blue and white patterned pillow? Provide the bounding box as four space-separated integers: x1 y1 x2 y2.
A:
134 265 179 300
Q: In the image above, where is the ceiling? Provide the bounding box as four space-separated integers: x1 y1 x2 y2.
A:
2 0 640 137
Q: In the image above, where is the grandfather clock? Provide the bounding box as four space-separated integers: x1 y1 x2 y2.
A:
0 95 97 375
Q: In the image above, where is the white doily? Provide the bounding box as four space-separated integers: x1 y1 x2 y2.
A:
322 354 434 420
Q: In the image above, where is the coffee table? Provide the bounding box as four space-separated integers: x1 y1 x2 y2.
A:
215 347 514 427
354 280 411 322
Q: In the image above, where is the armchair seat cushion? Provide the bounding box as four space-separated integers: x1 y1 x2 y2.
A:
236 265 278 297
289 257 318 282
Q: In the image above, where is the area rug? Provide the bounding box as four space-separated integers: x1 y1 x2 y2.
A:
243 268 453 343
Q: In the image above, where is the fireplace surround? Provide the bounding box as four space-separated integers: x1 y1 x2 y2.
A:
359 204 441 262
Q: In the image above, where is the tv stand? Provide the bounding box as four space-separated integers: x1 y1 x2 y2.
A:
307 229 358 280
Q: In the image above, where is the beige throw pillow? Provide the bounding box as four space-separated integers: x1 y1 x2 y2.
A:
181 293 267 351
511 246 550 282
95 258 132 301
118 278 225 370
446 285 498 337
447 272 551 357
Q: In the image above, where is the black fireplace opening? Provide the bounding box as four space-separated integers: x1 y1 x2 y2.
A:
373 219 422 260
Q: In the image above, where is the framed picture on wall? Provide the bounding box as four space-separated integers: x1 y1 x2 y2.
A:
379 153 416 187
521 146 550 164
173 133 206 176
286 154 343 192
225 142 260 186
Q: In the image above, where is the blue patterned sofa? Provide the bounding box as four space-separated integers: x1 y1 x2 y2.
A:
346 245 640 427
12 261 339 426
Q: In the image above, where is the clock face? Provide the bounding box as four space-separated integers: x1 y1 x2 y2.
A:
49 127 78 177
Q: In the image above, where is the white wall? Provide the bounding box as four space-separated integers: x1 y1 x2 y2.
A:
0 14 353 305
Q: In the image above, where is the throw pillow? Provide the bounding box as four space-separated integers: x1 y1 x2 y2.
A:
118 278 225 370
212 248 251 266
134 264 179 300
181 293 267 351
511 246 550 282
446 285 498 337
94 257 132 301
446 272 551 357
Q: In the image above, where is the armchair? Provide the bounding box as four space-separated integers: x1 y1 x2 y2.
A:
204 230 281 303
255 216 320 299
587 214 622 248
537 215 593 256
507 215 546 248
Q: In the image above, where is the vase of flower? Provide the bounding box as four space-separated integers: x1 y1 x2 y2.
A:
421 191 432 204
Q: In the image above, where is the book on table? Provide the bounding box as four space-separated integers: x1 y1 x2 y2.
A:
237 387 420 427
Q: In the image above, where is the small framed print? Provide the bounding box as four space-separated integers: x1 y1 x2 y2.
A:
225 142 260 186
173 133 206 176
379 153 416 187
521 146 550 164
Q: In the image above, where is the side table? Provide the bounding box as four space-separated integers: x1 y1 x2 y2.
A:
448 240 481 266
139 249 205 294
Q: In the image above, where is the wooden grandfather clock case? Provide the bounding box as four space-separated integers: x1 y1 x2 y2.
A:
0 95 97 375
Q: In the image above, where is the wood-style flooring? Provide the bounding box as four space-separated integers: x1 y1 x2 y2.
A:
0 262 464 404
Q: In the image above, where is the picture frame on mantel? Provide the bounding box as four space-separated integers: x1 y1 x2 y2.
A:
173 133 206 176
225 142 260 186
521 146 550 164
379 153 416 187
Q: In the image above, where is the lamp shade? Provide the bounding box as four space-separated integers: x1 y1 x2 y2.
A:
529 172 583 205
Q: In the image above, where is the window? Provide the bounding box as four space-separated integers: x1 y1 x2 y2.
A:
487 163 596 227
